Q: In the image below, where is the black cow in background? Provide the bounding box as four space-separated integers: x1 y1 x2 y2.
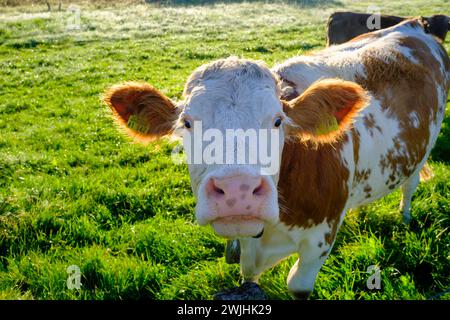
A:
326 12 450 45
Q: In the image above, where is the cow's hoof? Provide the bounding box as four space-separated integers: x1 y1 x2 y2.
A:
214 282 268 300
225 240 240 264
291 291 312 300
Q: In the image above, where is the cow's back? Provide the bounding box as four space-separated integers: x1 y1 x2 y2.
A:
347 20 449 206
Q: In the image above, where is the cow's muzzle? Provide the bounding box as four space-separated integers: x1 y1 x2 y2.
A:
203 174 273 238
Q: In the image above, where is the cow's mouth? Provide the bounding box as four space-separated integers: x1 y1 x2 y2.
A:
211 216 265 238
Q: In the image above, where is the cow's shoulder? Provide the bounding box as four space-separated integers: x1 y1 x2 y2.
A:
278 138 351 230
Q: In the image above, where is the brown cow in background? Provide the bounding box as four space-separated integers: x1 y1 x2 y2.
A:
326 12 450 45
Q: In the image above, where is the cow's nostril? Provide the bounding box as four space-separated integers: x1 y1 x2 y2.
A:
252 180 266 196
214 185 225 195
253 185 263 195
208 176 269 199
208 178 226 197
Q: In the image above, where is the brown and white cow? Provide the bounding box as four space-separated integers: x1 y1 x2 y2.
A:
104 19 450 299
326 11 450 46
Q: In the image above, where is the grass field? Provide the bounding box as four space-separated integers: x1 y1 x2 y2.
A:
0 0 449 300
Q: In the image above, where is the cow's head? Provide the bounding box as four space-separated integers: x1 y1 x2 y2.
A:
104 57 367 239
425 14 450 42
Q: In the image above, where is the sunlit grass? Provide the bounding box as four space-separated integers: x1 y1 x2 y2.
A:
0 0 449 300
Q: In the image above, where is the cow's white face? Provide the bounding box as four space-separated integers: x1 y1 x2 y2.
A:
178 59 285 238
104 57 368 239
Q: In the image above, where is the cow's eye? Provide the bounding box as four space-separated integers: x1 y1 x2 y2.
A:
184 120 192 129
274 117 282 128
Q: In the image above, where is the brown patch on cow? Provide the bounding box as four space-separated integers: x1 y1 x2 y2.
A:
349 129 376 197
351 128 360 165
246 205 251 210
399 35 450 93
354 168 371 185
397 36 445 88
356 50 429 101
240 184 250 191
379 138 416 180
355 35 448 185
363 185 372 198
320 250 329 258
318 242 323 248
278 138 349 229
226 198 237 207
325 220 339 246
363 113 382 137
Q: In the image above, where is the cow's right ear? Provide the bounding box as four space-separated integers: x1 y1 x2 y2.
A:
103 82 180 141
283 79 368 143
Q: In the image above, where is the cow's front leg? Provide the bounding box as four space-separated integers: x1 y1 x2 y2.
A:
239 237 260 282
287 256 327 299
215 238 267 300
215 224 298 300
240 234 294 282
287 228 337 299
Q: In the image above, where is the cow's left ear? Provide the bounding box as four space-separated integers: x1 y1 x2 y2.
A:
103 82 180 142
283 79 368 143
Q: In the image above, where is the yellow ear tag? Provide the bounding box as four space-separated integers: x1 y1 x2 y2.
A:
127 114 148 134
314 115 339 136
127 114 138 129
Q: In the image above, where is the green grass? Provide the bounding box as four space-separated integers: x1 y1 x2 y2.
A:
0 0 449 300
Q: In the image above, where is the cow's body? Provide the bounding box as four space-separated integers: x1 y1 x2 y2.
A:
105 19 450 298
240 20 449 297
326 11 450 46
